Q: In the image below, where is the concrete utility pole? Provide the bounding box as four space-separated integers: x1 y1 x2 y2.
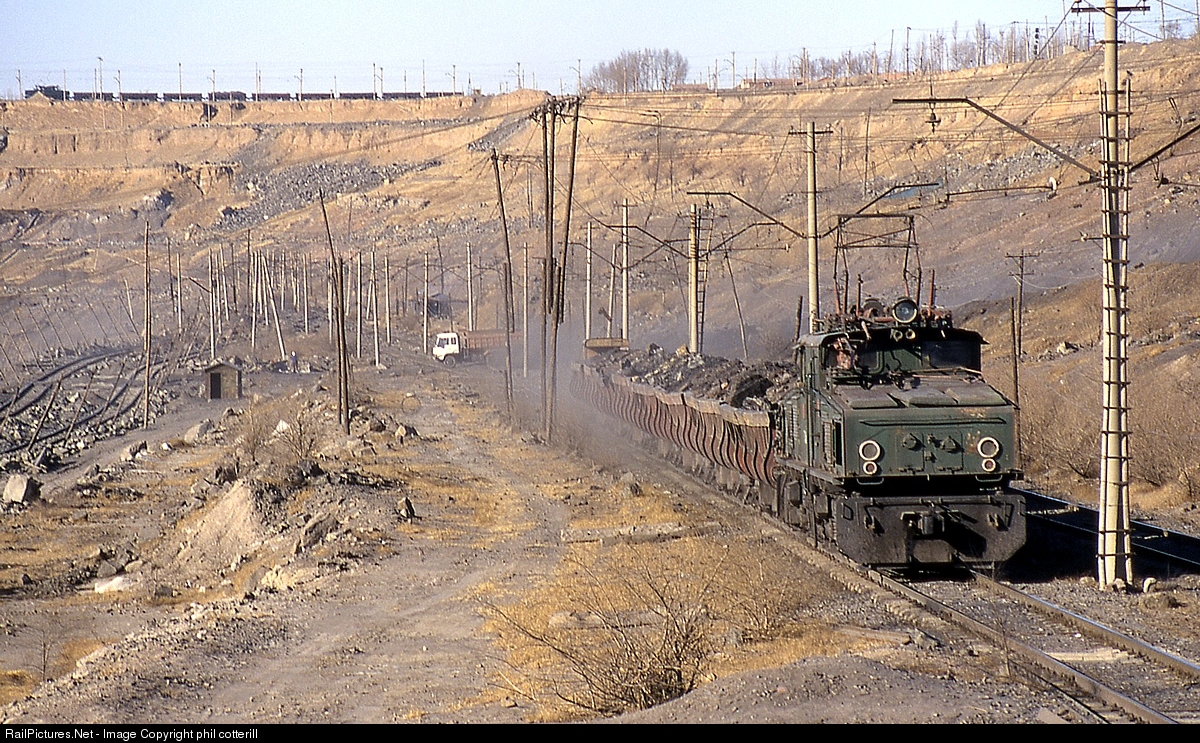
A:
371 251 380 367
143 223 151 430
384 255 391 345
320 193 349 432
422 253 429 354
807 121 820 333
584 222 592 342
1082 0 1141 588
466 241 474 332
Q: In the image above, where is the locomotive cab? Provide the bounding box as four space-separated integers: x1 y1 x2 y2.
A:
771 300 1025 567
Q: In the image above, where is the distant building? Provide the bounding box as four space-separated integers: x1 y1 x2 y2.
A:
203 361 243 400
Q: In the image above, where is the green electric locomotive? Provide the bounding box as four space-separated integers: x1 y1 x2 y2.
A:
768 298 1025 567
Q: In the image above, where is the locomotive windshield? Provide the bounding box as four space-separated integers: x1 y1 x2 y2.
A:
826 337 981 376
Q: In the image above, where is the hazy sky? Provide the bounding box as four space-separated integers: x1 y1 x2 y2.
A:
1 1 1191 96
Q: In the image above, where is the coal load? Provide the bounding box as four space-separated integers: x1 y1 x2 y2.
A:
588 346 795 410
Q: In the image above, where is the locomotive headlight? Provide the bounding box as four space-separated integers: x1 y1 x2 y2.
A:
981 458 997 472
859 439 882 462
862 461 879 476
977 436 1001 459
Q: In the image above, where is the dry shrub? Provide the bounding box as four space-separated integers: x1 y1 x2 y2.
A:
708 538 811 642
1131 375 1200 498
489 548 716 716
235 395 331 468
274 401 325 463
487 538 814 717
234 397 273 464
1019 374 1098 480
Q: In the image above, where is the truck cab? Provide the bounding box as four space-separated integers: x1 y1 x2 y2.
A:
432 332 461 363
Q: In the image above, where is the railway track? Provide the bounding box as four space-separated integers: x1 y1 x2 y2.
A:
877 569 1200 723
0 346 156 462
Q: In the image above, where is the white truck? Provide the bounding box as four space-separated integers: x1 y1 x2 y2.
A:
431 329 510 366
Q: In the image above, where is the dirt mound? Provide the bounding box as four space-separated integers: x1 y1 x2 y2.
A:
167 479 286 584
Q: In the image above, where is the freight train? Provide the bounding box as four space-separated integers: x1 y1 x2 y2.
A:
573 297 1025 568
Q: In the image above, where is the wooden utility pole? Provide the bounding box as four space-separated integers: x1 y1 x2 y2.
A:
319 192 350 434
1010 297 1022 463
1006 249 1040 355
539 103 555 433
584 222 592 343
522 243 529 378
491 148 516 416
143 222 151 430
356 251 363 359
327 257 334 344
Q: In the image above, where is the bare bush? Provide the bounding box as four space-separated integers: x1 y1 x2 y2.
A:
1020 379 1098 480
235 398 272 464
1131 376 1200 498
489 551 714 715
709 540 807 642
275 402 325 463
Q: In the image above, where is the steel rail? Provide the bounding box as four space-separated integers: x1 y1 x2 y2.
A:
973 573 1200 681
869 569 1178 724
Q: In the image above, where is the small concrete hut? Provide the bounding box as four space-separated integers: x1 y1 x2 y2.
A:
203 361 242 400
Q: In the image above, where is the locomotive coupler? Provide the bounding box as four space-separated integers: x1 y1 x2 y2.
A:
902 510 944 537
